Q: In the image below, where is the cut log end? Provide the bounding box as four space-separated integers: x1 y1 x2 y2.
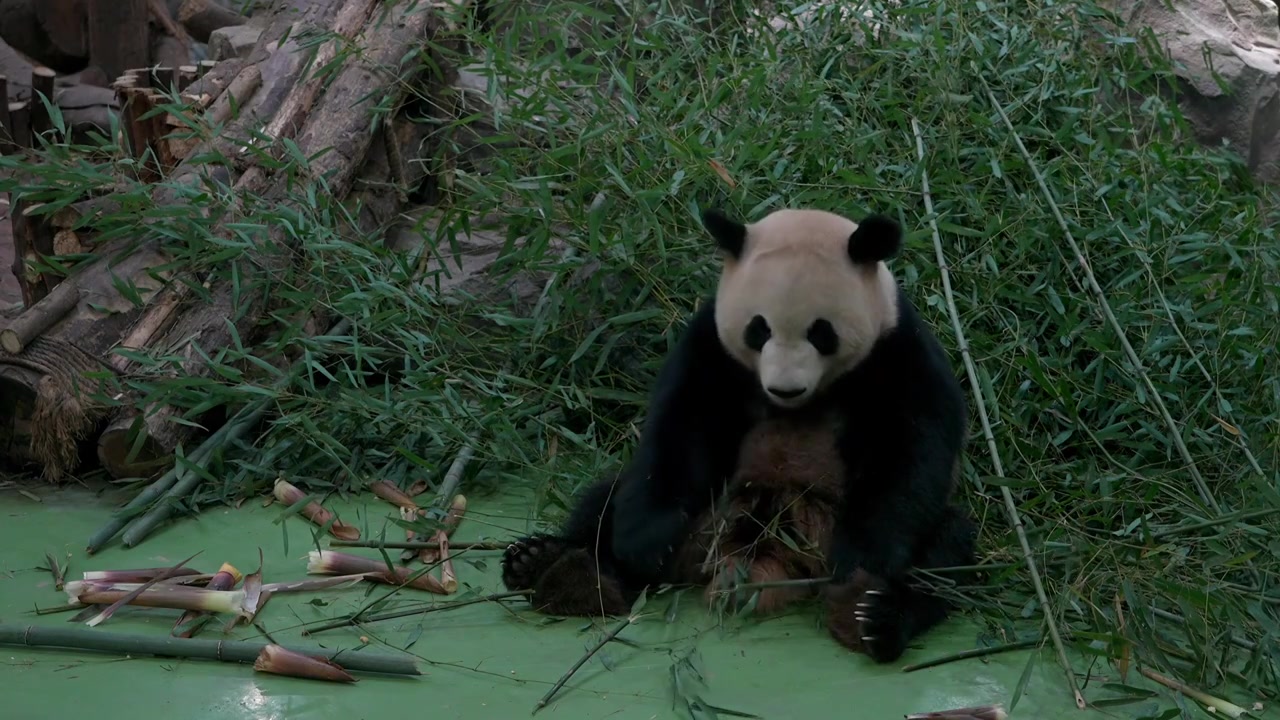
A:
97 416 173 479
0 329 22 354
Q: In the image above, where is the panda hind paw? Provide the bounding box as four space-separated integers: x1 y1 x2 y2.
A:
501 533 571 592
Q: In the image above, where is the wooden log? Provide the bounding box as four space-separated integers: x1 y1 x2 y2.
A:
2 0 450 481
255 0 382 147
0 74 12 153
177 0 248 44
153 67 176 92
96 279 192 478
10 200 57 305
0 233 175 478
6 99 29 149
177 65 197 90
1 281 81 354
29 66 55 141
116 0 444 474
205 64 260 128
87 0 149 81
49 195 126 231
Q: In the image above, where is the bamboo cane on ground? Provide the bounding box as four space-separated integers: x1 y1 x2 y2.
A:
0 624 419 676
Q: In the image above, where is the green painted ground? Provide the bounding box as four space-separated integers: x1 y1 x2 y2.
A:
0 482 1223 719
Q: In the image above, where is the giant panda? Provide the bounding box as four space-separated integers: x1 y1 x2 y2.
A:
501 206 978 663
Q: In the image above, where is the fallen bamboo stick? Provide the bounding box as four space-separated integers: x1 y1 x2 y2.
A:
0 623 420 676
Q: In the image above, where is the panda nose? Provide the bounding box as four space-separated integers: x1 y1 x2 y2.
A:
767 386 806 400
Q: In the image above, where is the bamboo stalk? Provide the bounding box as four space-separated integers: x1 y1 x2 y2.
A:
86 433 219 553
534 614 636 714
119 410 264 547
0 624 420 676
96 318 354 550
911 116 1084 710
975 74 1220 514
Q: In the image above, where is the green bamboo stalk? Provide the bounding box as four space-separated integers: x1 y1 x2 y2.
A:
115 317 357 549
0 623 419 676
119 399 272 548
85 442 211 554
973 71 1221 515
911 116 1084 710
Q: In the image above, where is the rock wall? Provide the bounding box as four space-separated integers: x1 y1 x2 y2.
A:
1114 0 1280 185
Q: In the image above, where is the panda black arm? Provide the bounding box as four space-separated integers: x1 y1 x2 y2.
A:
827 317 968 583
608 297 754 585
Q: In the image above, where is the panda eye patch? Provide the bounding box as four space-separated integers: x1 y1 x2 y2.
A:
744 315 771 352
807 318 839 355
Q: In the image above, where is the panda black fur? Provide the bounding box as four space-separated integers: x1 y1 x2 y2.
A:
501 206 978 663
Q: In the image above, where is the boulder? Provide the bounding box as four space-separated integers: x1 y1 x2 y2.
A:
208 24 261 61
1114 0 1280 184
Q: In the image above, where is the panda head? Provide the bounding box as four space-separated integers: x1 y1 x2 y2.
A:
702 206 902 409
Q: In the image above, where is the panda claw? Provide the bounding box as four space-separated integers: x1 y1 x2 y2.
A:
856 602 872 609
864 590 884 596
862 636 876 642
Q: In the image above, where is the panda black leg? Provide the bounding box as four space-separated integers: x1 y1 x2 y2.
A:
502 477 626 611
825 506 977 663
501 533 572 592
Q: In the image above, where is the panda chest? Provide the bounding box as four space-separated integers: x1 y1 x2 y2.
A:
731 413 846 504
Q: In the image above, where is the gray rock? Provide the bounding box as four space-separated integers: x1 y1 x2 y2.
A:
208 25 262 61
1111 0 1280 185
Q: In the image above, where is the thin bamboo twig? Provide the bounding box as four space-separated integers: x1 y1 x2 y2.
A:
1149 507 1280 541
973 72 1220 514
1112 223 1267 479
911 116 1085 710
303 590 533 634
901 636 1046 673
332 539 507 550
533 613 636 714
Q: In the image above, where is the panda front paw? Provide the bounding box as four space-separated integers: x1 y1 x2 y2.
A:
824 570 911 664
611 505 688 584
501 533 570 592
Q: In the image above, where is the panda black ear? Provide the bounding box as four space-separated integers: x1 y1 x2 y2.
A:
702 207 747 259
847 213 901 265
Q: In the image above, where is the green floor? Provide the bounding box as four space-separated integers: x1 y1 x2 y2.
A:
0 481 1194 719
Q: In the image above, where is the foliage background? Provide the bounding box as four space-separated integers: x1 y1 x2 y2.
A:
2 0 1277 705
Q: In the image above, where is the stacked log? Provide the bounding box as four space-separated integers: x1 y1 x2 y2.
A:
0 0 454 481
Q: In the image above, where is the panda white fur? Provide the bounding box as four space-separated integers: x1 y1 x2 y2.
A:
501 206 978 663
